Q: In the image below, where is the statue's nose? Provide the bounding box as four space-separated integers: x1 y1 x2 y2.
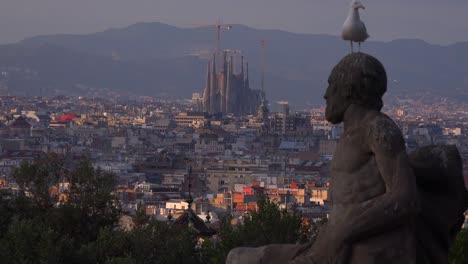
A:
324 86 331 100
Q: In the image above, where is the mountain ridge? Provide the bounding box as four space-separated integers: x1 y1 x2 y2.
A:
0 22 466 107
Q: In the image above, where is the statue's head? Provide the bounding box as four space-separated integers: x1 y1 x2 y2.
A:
324 53 387 124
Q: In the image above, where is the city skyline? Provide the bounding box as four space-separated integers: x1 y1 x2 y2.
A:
0 0 467 45
0 1 466 263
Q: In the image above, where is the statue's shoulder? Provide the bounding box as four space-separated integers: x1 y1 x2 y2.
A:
365 111 400 133
365 111 405 150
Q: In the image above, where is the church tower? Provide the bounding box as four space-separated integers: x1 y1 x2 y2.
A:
202 62 211 113
209 54 217 113
202 52 263 116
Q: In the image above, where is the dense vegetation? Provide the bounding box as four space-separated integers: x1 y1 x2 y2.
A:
450 228 468 264
200 197 317 263
0 155 465 263
0 155 311 264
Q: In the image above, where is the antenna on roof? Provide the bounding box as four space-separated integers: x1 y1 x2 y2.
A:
186 166 193 210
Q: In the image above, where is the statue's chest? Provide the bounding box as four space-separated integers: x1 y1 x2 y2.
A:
331 131 371 173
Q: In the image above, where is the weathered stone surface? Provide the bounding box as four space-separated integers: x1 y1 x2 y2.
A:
410 145 467 263
226 244 305 264
226 53 468 264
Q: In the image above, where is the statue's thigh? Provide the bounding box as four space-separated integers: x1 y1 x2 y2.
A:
350 226 417 264
226 244 302 264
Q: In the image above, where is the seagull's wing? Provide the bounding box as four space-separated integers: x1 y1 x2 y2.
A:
361 21 369 39
359 21 370 40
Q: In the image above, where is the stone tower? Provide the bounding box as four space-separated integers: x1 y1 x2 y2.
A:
202 53 262 115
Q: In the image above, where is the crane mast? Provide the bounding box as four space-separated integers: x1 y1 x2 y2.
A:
261 39 266 95
193 19 232 70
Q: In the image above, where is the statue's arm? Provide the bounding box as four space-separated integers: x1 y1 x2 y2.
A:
341 116 419 244
290 116 420 264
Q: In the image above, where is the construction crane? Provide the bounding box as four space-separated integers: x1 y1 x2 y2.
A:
223 49 242 54
192 19 233 68
261 39 266 93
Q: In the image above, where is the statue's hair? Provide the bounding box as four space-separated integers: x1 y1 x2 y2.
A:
330 53 387 111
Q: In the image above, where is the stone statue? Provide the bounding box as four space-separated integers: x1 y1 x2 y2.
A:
410 145 467 263
226 53 468 264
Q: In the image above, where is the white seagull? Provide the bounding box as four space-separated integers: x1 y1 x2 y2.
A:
342 0 369 53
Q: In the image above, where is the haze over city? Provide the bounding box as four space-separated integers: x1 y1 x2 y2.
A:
1 0 468 45
0 1 467 263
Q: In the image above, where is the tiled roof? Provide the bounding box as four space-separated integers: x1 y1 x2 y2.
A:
10 116 31 128
174 209 216 236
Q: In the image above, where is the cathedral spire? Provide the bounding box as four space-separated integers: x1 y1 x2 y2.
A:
212 53 217 75
230 56 234 74
203 61 211 112
210 54 217 113
220 50 227 113
223 50 227 73
225 59 232 113
241 56 244 76
245 62 250 87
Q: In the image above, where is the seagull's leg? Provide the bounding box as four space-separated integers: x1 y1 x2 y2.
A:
358 42 361 52
350 41 354 53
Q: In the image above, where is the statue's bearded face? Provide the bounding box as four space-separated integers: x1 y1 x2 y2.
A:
324 75 349 124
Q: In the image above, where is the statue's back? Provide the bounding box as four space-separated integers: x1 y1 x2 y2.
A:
410 145 468 264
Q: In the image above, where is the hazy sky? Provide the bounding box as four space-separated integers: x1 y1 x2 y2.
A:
1 0 467 45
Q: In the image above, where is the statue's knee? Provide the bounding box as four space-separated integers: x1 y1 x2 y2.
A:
226 247 264 264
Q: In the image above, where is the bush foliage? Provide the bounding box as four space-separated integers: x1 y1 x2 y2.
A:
1 155 465 264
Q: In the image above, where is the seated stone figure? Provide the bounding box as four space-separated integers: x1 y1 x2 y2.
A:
226 53 468 264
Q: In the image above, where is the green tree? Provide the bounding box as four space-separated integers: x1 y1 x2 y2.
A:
450 228 468 264
78 221 200 264
13 153 63 210
0 217 75 264
78 227 131 263
1 155 121 262
128 220 199 264
0 154 268 264
62 158 120 242
201 196 310 263
0 193 17 236
239 197 304 246
133 202 149 228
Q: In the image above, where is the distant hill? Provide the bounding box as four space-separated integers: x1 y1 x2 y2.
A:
0 22 467 107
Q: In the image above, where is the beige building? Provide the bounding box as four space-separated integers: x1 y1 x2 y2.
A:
194 134 225 155
175 112 208 128
309 187 328 205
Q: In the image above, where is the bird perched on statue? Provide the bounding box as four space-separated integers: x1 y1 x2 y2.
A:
342 0 369 53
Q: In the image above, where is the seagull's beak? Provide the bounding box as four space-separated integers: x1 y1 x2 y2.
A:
358 4 366 10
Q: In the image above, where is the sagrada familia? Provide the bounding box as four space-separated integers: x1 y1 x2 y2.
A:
202 52 263 115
